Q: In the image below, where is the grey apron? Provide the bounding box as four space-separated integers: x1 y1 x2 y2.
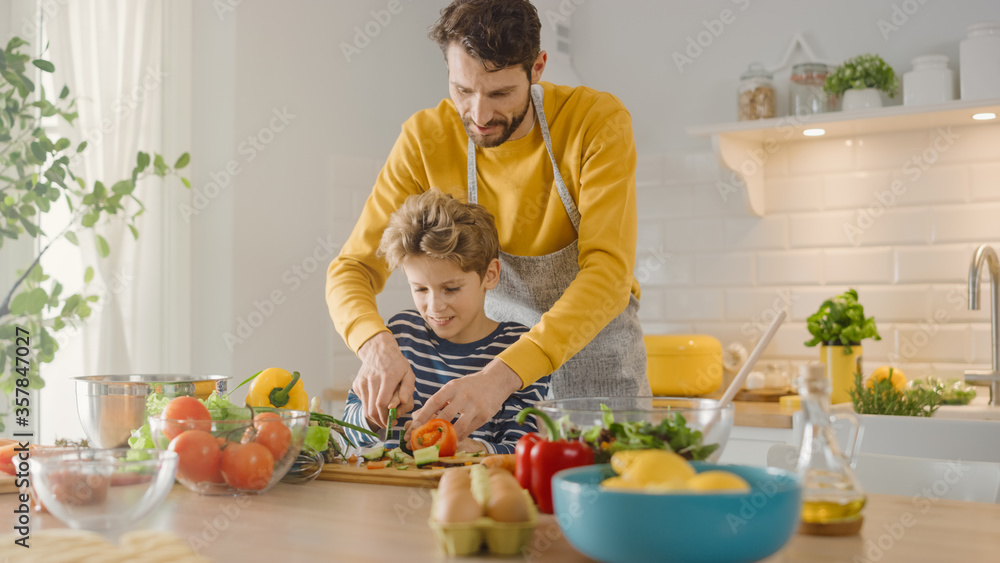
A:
467 83 650 399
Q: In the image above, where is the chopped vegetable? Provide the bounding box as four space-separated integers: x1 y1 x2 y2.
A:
410 419 458 457
414 445 441 467
366 460 388 470
361 445 385 461
572 404 719 463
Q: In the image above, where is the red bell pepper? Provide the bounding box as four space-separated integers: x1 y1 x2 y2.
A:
514 407 594 514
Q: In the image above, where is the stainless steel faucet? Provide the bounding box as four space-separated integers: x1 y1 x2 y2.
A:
966 244 1000 406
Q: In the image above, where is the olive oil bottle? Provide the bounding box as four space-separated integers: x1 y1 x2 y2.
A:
796 363 867 535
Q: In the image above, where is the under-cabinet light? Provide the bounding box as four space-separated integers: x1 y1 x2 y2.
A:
803 128 826 136
972 112 996 120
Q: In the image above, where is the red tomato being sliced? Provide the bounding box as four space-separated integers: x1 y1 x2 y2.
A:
409 418 458 457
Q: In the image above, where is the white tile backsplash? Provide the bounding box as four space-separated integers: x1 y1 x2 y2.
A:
970 163 1000 202
932 203 1000 243
629 124 998 381
824 248 893 285
822 171 892 210
764 176 822 213
895 245 975 283
726 216 788 250
663 288 724 321
695 252 754 286
757 250 823 285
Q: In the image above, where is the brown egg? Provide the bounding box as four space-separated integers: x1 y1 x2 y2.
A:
437 468 472 493
434 488 483 523
486 488 530 523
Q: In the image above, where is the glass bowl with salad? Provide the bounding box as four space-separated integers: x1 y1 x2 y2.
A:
144 393 309 495
532 397 734 464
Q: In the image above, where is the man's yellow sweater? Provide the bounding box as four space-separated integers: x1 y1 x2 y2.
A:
326 82 639 387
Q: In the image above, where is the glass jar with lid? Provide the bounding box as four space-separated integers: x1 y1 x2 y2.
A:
738 62 775 121
789 62 830 116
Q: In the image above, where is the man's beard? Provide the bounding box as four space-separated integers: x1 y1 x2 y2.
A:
463 96 532 148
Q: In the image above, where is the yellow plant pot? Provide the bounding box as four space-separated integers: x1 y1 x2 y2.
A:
644 335 722 397
819 344 863 404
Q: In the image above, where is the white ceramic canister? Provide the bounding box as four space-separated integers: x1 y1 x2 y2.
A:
960 22 1000 101
904 55 956 106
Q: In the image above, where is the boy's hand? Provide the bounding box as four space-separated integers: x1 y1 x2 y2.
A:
355 331 415 428
409 358 521 441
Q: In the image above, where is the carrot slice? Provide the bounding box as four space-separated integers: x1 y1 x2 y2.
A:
366 461 388 470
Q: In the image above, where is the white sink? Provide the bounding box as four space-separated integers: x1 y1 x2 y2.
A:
934 404 1000 422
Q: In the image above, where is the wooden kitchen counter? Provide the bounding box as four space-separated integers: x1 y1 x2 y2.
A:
5 480 1000 562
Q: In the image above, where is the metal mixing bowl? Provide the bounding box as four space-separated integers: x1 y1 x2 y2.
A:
73 374 229 448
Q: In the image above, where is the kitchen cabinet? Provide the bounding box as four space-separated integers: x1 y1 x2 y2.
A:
686 98 1000 216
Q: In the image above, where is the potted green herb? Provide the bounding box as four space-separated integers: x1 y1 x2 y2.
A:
805 289 881 404
824 54 899 110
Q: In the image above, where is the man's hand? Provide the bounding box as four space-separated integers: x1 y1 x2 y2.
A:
406 358 522 442
354 331 415 428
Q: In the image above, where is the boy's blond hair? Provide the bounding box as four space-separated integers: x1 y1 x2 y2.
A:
377 189 499 278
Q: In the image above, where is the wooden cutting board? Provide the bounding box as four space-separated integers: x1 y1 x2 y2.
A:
734 389 797 403
315 453 492 488
0 474 17 494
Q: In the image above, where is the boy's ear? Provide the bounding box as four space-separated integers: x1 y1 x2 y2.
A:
483 258 501 290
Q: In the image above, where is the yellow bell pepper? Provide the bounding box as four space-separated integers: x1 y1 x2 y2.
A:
247 367 308 410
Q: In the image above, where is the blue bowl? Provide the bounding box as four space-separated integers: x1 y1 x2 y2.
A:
552 463 801 563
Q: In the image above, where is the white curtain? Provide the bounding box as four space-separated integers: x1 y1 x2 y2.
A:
39 0 191 442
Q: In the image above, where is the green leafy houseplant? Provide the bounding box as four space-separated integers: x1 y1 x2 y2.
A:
824 54 899 98
804 289 881 354
0 37 189 428
849 372 941 417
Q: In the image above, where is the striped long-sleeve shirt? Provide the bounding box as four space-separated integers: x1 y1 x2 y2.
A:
344 311 550 454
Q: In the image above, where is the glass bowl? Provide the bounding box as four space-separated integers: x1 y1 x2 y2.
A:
147 407 309 496
27 449 178 530
533 397 734 463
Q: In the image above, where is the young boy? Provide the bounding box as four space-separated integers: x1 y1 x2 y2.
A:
342 189 549 454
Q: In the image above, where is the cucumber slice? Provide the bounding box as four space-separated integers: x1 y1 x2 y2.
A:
413 445 440 467
361 445 385 461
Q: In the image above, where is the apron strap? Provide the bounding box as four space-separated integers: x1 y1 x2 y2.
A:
466 84 581 231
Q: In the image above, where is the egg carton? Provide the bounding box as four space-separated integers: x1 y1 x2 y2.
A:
428 489 538 556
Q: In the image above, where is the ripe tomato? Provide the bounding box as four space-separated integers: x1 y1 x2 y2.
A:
253 413 291 460
161 396 212 440
169 430 224 483
409 418 458 457
221 442 274 490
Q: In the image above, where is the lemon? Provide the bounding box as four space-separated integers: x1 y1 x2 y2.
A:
621 450 696 486
686 470 751 493
599 476 640 490
867 366 906 392
610 450 645 475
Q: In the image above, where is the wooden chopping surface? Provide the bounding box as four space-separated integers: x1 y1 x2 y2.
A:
0 474 17 494
315 453 492 488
